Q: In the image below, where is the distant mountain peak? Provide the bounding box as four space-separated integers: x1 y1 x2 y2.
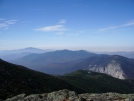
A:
24 47 36 49
23 47 42 50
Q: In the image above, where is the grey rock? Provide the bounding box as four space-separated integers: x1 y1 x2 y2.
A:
88 61 127 79
5 89 134 101
6 93 26 101
47 89 81 101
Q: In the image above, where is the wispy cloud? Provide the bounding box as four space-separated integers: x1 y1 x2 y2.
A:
5 20 18 24
122 20 134 26
59 19 66 24
0 19 18 30
35 25 67 32
99 20 134 31
99 26 118 31
0 23 9 29
35 19 67 35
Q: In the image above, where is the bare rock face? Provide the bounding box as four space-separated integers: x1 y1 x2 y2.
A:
5 89 134 101
72 55 134 80
88 60 127 79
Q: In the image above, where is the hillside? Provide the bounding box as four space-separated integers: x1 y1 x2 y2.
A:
1 58 134 100
0 59 84 100
58 70 134 94
71 55 134 79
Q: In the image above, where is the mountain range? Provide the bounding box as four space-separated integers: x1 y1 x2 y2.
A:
10 49 97 74
95 51 134 59
1 48 134 80
0 47 53 61
1 59 134 100
9 50 134 80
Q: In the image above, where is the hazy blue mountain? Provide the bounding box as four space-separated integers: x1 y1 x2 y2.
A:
0 47 54 56
95 51 134 59
0 59 84 100
71 55 134 80
0 52 32 61
0 47 54 61
9 49 134 79
10 50 97 74
13 49 97 63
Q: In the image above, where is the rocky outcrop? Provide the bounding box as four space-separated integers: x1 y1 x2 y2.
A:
88 60 127 79
5 89 81 101
72 55 134 80
5 89 134 101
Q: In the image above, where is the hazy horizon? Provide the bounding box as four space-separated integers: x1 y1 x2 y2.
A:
0 0 134 52
0 46 134 52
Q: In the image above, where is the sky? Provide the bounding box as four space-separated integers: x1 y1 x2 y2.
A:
0 0 134 52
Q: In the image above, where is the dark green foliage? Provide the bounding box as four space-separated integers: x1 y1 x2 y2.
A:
58 70 134 94
0 59 84 100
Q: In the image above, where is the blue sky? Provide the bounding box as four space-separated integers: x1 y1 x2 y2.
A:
0 0 134 51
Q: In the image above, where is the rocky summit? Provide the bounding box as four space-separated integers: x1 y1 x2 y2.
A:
4 89 134 101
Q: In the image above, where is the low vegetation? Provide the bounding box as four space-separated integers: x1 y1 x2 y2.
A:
58 70 134 93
